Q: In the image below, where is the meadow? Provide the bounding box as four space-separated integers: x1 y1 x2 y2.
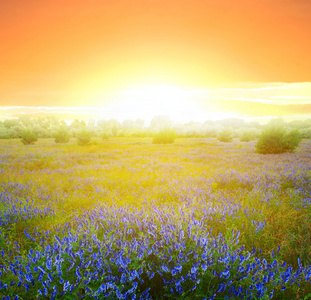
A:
0 137 311 299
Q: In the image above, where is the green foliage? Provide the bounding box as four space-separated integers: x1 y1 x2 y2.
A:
101 130 112 139
31 124 49 138
300 128 311 139
285 129 302 149
76 128 92 145
21 128 38 145
150 115 172 130
98 119 120 137
3 119 20 129
0 138 311 298
54 126 70 143
217 128 233 142
152 129 176 144
240 130 256 142
256 121 302 154
0 127 9 139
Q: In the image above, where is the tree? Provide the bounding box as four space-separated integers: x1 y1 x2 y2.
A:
217 128 233 142
98 119 120 137
19 115 32 127
0 127 10 139
21 128 38 145
240 130 256 142
219 118 245 129
76 128 92 145
31 124 49 138
54 126 70 143
152 129 176 144
101 130 112 139
256 120 301 154
3 119 20 129
135 119 145 129
150 115 172 130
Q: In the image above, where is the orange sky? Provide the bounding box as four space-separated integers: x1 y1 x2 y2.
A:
0 0 311 119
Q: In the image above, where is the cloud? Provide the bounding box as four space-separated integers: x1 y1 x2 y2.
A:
204 82 311 105
1 82 311 122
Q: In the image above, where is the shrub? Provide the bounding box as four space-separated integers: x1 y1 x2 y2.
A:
256 122 302 154
76 128 92 145
21 128 38 145
54 127 70 143
284 129 302 150
240 130 256 142
101 130 111 139
217 128 233 142
300 128 311 139
0 127 10 139
152 129 176 144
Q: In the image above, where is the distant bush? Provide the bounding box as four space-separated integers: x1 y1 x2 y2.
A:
217 128 233 142
31 124 49 138
54 127 70 143
21 128 38 145
0 126 22 139
152 129 176 144
101 130 111 140
76 128 92 145
0 127 10 139
240 130 256 142
285 129 302 150
300 128 311 139
256 122 302 154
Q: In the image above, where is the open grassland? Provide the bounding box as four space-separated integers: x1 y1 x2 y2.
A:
0 137 311 299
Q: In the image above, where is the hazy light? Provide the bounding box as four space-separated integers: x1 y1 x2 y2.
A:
105 84 208 122
1 82 310 123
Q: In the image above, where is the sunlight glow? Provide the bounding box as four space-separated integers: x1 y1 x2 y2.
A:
114 84 208 122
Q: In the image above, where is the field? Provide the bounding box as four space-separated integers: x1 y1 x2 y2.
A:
0 137 311 299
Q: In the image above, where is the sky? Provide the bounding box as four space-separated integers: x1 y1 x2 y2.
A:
0 0 311 122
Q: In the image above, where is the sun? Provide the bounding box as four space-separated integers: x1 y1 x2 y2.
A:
99 84 235 123
116 84 203 122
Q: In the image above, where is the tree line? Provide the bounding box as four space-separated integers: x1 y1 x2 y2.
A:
0 115 310 152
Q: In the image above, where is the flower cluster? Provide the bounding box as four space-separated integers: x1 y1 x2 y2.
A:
0 139 311 299
0 203 311 299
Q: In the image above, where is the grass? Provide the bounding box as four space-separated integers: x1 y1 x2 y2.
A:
0 137 311 299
